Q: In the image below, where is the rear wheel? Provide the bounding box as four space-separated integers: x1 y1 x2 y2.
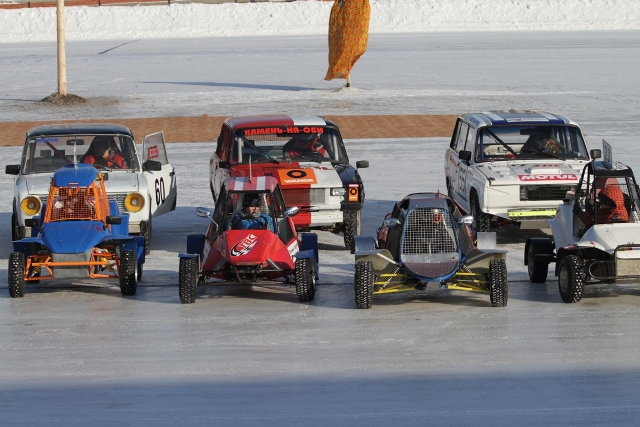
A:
295 258 316 302
179 257 198 304
489 259 508 307
527 244 549 283
343 210 361 253
471 197 491 233
8 252 26 298
119 249 137 296
355 260 374 309
558 255 585 303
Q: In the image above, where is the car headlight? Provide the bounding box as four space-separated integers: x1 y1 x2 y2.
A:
124 193 145 213
331 188 346 196
21 196 42 216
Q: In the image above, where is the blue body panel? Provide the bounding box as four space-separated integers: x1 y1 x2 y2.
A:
53 163 100 187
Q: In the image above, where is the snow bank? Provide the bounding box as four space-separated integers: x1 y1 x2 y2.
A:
1 0 639 43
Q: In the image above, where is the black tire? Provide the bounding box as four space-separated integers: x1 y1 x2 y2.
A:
355 260 374 309
11 211 18 241
179 257 198 304
527 244 549 283
489 258 508 307
471 197 492 233
8 252 26 298
558 255 585 303
119 249 137 296
144 213 152 256
295 258 316 302
136 262 143 282
343 210 361 253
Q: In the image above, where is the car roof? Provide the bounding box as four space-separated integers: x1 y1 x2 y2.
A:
26 123 134 139
403 192 452 210
224 176 280 192
590 160 636 179
460 110 577 128
52 164 100 187
224 114 337 130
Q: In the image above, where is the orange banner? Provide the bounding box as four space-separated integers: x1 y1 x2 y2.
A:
324 0 371 82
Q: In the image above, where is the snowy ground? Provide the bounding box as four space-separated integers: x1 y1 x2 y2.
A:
2 1 640 425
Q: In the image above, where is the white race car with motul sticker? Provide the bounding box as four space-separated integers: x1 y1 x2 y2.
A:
444 110 593 232
209 114 369 251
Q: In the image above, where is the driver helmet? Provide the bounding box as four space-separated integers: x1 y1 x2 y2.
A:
294 133 319 150
243 193 262 216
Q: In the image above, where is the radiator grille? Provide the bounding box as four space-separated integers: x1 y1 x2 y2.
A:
520 185 572 201
282 188 326 206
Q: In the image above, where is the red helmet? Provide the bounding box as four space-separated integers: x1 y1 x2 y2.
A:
294 134 318 149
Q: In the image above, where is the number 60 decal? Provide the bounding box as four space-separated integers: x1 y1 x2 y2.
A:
155 177 166 205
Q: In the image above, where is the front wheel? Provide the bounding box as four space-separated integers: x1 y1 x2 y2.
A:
295 258 316 302
489 258 508 307
527 244 549 283
355 260 374 309
558 255 585 303
119 249 137 296
179 257 198 304
343 210 361 253
8 252 26 298
471 197 492 233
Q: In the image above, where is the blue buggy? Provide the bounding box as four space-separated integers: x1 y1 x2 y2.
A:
8 164 145 297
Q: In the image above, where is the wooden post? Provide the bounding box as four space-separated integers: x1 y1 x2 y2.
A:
56 0 67 95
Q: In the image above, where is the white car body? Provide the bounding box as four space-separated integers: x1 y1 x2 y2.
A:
6 124 177 249
444 110 592 230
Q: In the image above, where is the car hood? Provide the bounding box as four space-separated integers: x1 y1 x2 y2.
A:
234 163 343 188
476 161 584 185
21 171 139 196
579 223 640 253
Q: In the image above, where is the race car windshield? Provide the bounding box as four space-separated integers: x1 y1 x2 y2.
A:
22 134 140 174
476 125 589 162
231 126 348 164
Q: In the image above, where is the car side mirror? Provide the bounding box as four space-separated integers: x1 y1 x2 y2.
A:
590 149 602 159
459 151 472 162
284 206 299 217
219 161 231 169
143 159 162 171
195 207 212 219
457 215 474 225
106 216 122 225
383 218 401 228
356 160 369 169
5 164 20 175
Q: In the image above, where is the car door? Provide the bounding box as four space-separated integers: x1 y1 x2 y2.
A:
142 132 177 217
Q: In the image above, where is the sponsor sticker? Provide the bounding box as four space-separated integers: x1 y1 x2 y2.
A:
147 146 159 160
231 233 258 257
348 184 359 202
243 126 325 136
277 169 318 185
518 174 577 181
34 138 59 143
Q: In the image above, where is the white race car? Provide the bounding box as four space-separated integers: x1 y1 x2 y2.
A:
6 123 177 254
445 110 593 231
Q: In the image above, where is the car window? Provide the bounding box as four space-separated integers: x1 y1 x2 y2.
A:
230 126 348 164
453 122 469 152
22 134 139 173
475 125 589 162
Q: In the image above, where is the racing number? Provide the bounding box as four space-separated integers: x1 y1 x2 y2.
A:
155 177 166 206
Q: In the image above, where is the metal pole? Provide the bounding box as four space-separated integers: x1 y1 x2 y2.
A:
56 0 67 95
